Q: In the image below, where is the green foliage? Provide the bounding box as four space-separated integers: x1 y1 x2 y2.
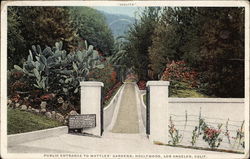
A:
126 7 161 80
170 88 209 98
68 7 114 56
7 108 62 135
13 41 103 103
232 121 245 149
161 60 204 97
198 8 245 97
201 121 223 149
190 109 223 149
127 7 244 97
168 116 182 145
88 63 117 96
7 7 25 68
7 6 76 69
110 37 132 81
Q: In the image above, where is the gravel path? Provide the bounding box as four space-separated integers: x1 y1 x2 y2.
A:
111 83 139 133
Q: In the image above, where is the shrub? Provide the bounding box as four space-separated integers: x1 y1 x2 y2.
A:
201 123 223 149
88 63 118 97
9 41 104 113
137 80 147 90
161 60 200 95
168 116 182 145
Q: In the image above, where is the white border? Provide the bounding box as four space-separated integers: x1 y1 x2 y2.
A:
1 0 250 7
1 1 249 159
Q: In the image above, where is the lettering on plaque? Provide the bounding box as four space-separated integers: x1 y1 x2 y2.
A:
68 114 96 129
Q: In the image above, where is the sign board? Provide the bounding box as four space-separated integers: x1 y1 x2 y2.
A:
68 114 96 129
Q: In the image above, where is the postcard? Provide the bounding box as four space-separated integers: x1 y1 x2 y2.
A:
1 1 249 159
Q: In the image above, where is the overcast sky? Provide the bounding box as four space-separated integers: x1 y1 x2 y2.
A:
92 6 142 18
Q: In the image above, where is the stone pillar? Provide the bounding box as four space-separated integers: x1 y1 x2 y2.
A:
80 81 104 136
146 81 169 144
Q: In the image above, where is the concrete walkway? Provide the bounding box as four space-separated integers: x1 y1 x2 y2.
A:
111 83 139 133
7 83 242 157
8 132 234 155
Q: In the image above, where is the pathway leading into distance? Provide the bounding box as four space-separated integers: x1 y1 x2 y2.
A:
7 82 234 155
111 83 139 133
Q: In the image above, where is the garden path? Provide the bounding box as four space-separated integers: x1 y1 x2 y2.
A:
111 83 139 133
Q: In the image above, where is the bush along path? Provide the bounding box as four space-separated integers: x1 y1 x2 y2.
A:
111 83 139 133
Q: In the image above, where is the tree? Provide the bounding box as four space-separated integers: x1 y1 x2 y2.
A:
7 7 25 68
149 7 245 97
126 7 161 80
149 7 203 79
68 7 114 56
8 6 76 69
198 7 245 97
110 37 132 81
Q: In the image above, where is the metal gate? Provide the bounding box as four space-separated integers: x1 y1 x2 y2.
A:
146 86 150 135
101 87 104 136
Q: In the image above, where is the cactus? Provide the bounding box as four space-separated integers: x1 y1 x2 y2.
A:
14 40 103 94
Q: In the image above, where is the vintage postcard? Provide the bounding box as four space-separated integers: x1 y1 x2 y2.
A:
0 0 249 159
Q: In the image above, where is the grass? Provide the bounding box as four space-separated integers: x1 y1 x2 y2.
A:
7 108 63 135
170 89 209 98
143 86 209 104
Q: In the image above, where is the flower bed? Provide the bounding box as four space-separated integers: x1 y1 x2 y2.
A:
160 61 210 97
137 80 147 90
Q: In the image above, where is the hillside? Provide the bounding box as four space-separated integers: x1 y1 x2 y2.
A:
100 11 135 38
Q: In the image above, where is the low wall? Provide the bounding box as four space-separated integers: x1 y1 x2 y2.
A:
8 126 68 146
134 84 146 129
168 98 245 151
103 84 125 129
169 98 245 121
140 96 244 123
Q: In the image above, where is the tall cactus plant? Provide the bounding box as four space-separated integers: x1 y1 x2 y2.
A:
14 41 103 94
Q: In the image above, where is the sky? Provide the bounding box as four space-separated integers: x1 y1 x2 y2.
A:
92 6 142 18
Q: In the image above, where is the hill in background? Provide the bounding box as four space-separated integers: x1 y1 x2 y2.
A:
100 11 135 38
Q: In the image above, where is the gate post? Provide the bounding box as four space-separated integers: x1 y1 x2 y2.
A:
146 81 169 144
80 81 104 136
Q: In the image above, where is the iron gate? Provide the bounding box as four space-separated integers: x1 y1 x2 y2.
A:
146 86 150 135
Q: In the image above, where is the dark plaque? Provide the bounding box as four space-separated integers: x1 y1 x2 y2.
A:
68 114 96 129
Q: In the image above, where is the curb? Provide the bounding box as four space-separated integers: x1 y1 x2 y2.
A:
134 83 146 134
104 84 125 130
8 126 68 146
106 84 126 131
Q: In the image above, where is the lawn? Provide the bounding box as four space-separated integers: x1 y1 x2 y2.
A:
143 88 209 104
7 108 63 135
170 89 209 98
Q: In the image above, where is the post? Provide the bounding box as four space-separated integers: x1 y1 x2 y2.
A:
146 81 169 144
80 81 104 136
